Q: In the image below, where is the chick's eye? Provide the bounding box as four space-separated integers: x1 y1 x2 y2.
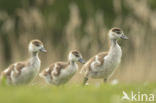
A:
36 44 40 47
116 31 121 34
75 54 79 57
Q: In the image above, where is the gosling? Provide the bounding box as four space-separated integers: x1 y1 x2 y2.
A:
80 27 128 85
0 39 47 85
39 50 85 85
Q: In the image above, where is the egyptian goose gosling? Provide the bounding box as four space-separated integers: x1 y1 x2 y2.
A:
80 27 128 85
39 50 85 85
0 39 47 85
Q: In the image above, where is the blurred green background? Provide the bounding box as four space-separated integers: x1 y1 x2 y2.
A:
0 0 156 84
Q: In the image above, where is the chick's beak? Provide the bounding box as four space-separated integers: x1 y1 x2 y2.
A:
120 34 128 40
40 47 47 53
79 58 85 64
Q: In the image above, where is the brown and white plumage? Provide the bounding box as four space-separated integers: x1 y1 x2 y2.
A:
80 27 128 85
80 52 108 75
0 39 47 85
39 50 85 85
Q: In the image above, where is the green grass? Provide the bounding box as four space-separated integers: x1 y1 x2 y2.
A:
0 83 155 103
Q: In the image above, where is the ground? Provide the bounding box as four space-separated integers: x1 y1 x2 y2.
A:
0 83 155 103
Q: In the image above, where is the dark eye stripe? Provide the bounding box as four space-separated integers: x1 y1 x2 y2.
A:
32 40 43 46
72 51 80 57
116 31 121 34
75 54 79 57
36 44 40 46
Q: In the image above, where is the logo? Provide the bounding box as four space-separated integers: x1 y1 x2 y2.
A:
121 91 155 102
